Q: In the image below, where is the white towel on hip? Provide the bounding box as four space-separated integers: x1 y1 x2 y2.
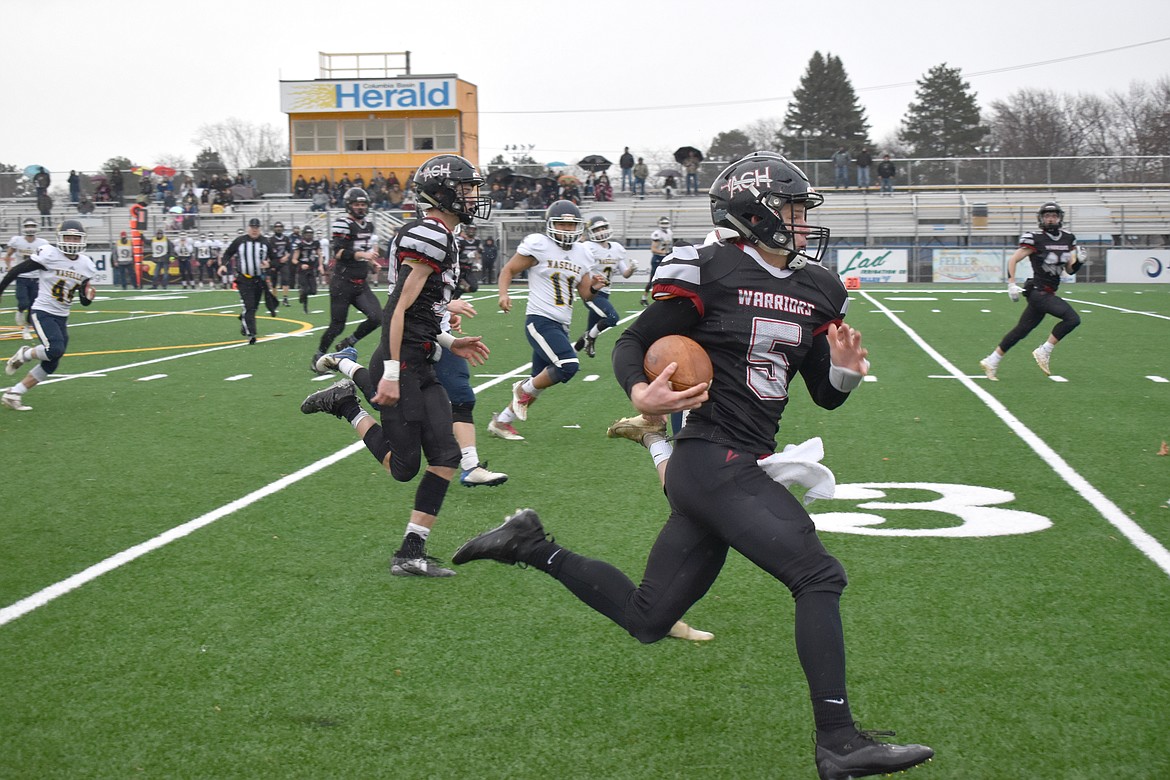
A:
756 436 836 506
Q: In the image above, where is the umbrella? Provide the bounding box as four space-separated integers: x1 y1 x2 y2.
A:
534 176 558 191
509 174 536 189
578 155 612 173
557 174 581 186
23 164 48 178
545 161 568 168
486 167 515 188
168 206 184 214
153 165 177 177
656 168 682 178
674 146 704 164
87 173 109 185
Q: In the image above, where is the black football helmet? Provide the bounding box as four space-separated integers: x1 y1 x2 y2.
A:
301 225 315 238
412 154 492 224
57 219 87 255
1037 202 1063 231
272 221 285 234
586 215 612 242
344 187 370 218
545 200 585 248
709 151 828 268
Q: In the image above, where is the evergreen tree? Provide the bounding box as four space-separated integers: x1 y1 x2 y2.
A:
102 156 133 178
778 51 870 160
193 148 228 179
898 64 988 157
706 129 755 162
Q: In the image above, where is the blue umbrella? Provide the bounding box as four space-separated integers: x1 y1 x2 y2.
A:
24 164 48 178
546 161 568 168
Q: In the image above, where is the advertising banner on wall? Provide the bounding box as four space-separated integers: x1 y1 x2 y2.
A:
280 78 457 113
932 249 1005 283
835 249 908 284
1104 249 1170 283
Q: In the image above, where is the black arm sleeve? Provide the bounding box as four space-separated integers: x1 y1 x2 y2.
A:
611 297 702 397
79 279 94 306
798 332 851 410
0 259 44 296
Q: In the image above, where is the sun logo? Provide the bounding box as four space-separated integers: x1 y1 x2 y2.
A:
288 84 335 110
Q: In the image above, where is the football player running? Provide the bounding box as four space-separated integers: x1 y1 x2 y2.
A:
980 201 1085 380
487 200 606 441
454 152 934 780
312 187 384 372
572 215 637 359
299 154 494 577
4 219 49 339
2 220 98 411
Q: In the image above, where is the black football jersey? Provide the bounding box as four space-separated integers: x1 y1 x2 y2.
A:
330 215 375 280
269 233 292 260
1019 228 1077 290
652 242 850 454
383 216 459 354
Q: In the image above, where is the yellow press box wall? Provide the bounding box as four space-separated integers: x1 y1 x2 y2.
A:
281 74 479 184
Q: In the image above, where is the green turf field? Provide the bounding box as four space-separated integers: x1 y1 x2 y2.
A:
2 283 1168 779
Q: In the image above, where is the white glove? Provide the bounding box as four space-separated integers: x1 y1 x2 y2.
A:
1008 283 1021 302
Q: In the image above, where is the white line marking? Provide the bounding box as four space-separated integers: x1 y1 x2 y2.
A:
136 374 167 381
860 290 1170 579
1147 376 1168 383
225 374 252 381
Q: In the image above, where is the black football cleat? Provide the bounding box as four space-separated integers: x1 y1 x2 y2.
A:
300 378 356 416
452 508 549 566
573 334 587 352
334 335 358 352
815 728 934 780
583 335 597 358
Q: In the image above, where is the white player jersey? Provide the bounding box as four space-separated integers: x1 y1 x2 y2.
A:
174 238 195 258
584 240 633 289
8 235 49 278
195 240 213 260
29 245 98 317
517 233 594 325
650 227 673 254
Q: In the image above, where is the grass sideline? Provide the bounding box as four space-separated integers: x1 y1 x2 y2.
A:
2 283 1169 778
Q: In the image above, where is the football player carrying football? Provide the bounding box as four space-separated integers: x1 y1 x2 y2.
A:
454 152 933 780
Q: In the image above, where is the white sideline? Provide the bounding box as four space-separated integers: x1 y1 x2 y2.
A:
860 290 1170 579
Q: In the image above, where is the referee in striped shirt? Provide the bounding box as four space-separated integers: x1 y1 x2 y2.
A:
222 218 278 344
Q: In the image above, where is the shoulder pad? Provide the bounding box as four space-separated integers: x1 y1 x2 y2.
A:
519 234 556 257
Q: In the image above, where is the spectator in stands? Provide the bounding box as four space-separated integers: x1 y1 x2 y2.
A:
877 154 897 196
832 147 851 188
683 154 701 195
310 188 330 212
619 147 635 192
110 168 124 205
294 174 308 198
68 170 81 203
94 180 112 203
36 192 53 227
855 147 873 189
386 171 400 190
594 173 613 202
338 172 352 190
33 168 50 197
663 175 677 200
632 157 649 198
77 195 95 215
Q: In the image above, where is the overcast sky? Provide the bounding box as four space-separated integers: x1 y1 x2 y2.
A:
5 0 1169 174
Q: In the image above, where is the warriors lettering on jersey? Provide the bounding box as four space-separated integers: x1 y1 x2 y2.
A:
1020 228 1077 289
652 241 849 454
28 245 99 317
517 233 595 325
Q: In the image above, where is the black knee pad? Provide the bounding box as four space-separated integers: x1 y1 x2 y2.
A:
413 470 450 516
451 401 475 425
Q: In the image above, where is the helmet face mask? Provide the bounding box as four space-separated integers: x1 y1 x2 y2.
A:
709 151 828 268
413 154 492 224
57 219 88 255
22 219 38 236
658 217 671 230
545 200 585 248
587 215 612 242
344 188 370 219
1038 202 1063 231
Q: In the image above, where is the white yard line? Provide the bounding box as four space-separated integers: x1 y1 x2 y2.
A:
0 307 641 626
860 290 1170 579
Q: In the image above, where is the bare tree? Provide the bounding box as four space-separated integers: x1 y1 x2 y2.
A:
743 117 786 154
192 118 286 172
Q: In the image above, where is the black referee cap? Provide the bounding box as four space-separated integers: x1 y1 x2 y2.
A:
248 218 261 227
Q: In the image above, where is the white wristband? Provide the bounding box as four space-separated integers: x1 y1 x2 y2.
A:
829 359 868 392
436 331 456 349
383 359 401 381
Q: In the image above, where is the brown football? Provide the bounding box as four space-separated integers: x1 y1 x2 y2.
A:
643 335 713 391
